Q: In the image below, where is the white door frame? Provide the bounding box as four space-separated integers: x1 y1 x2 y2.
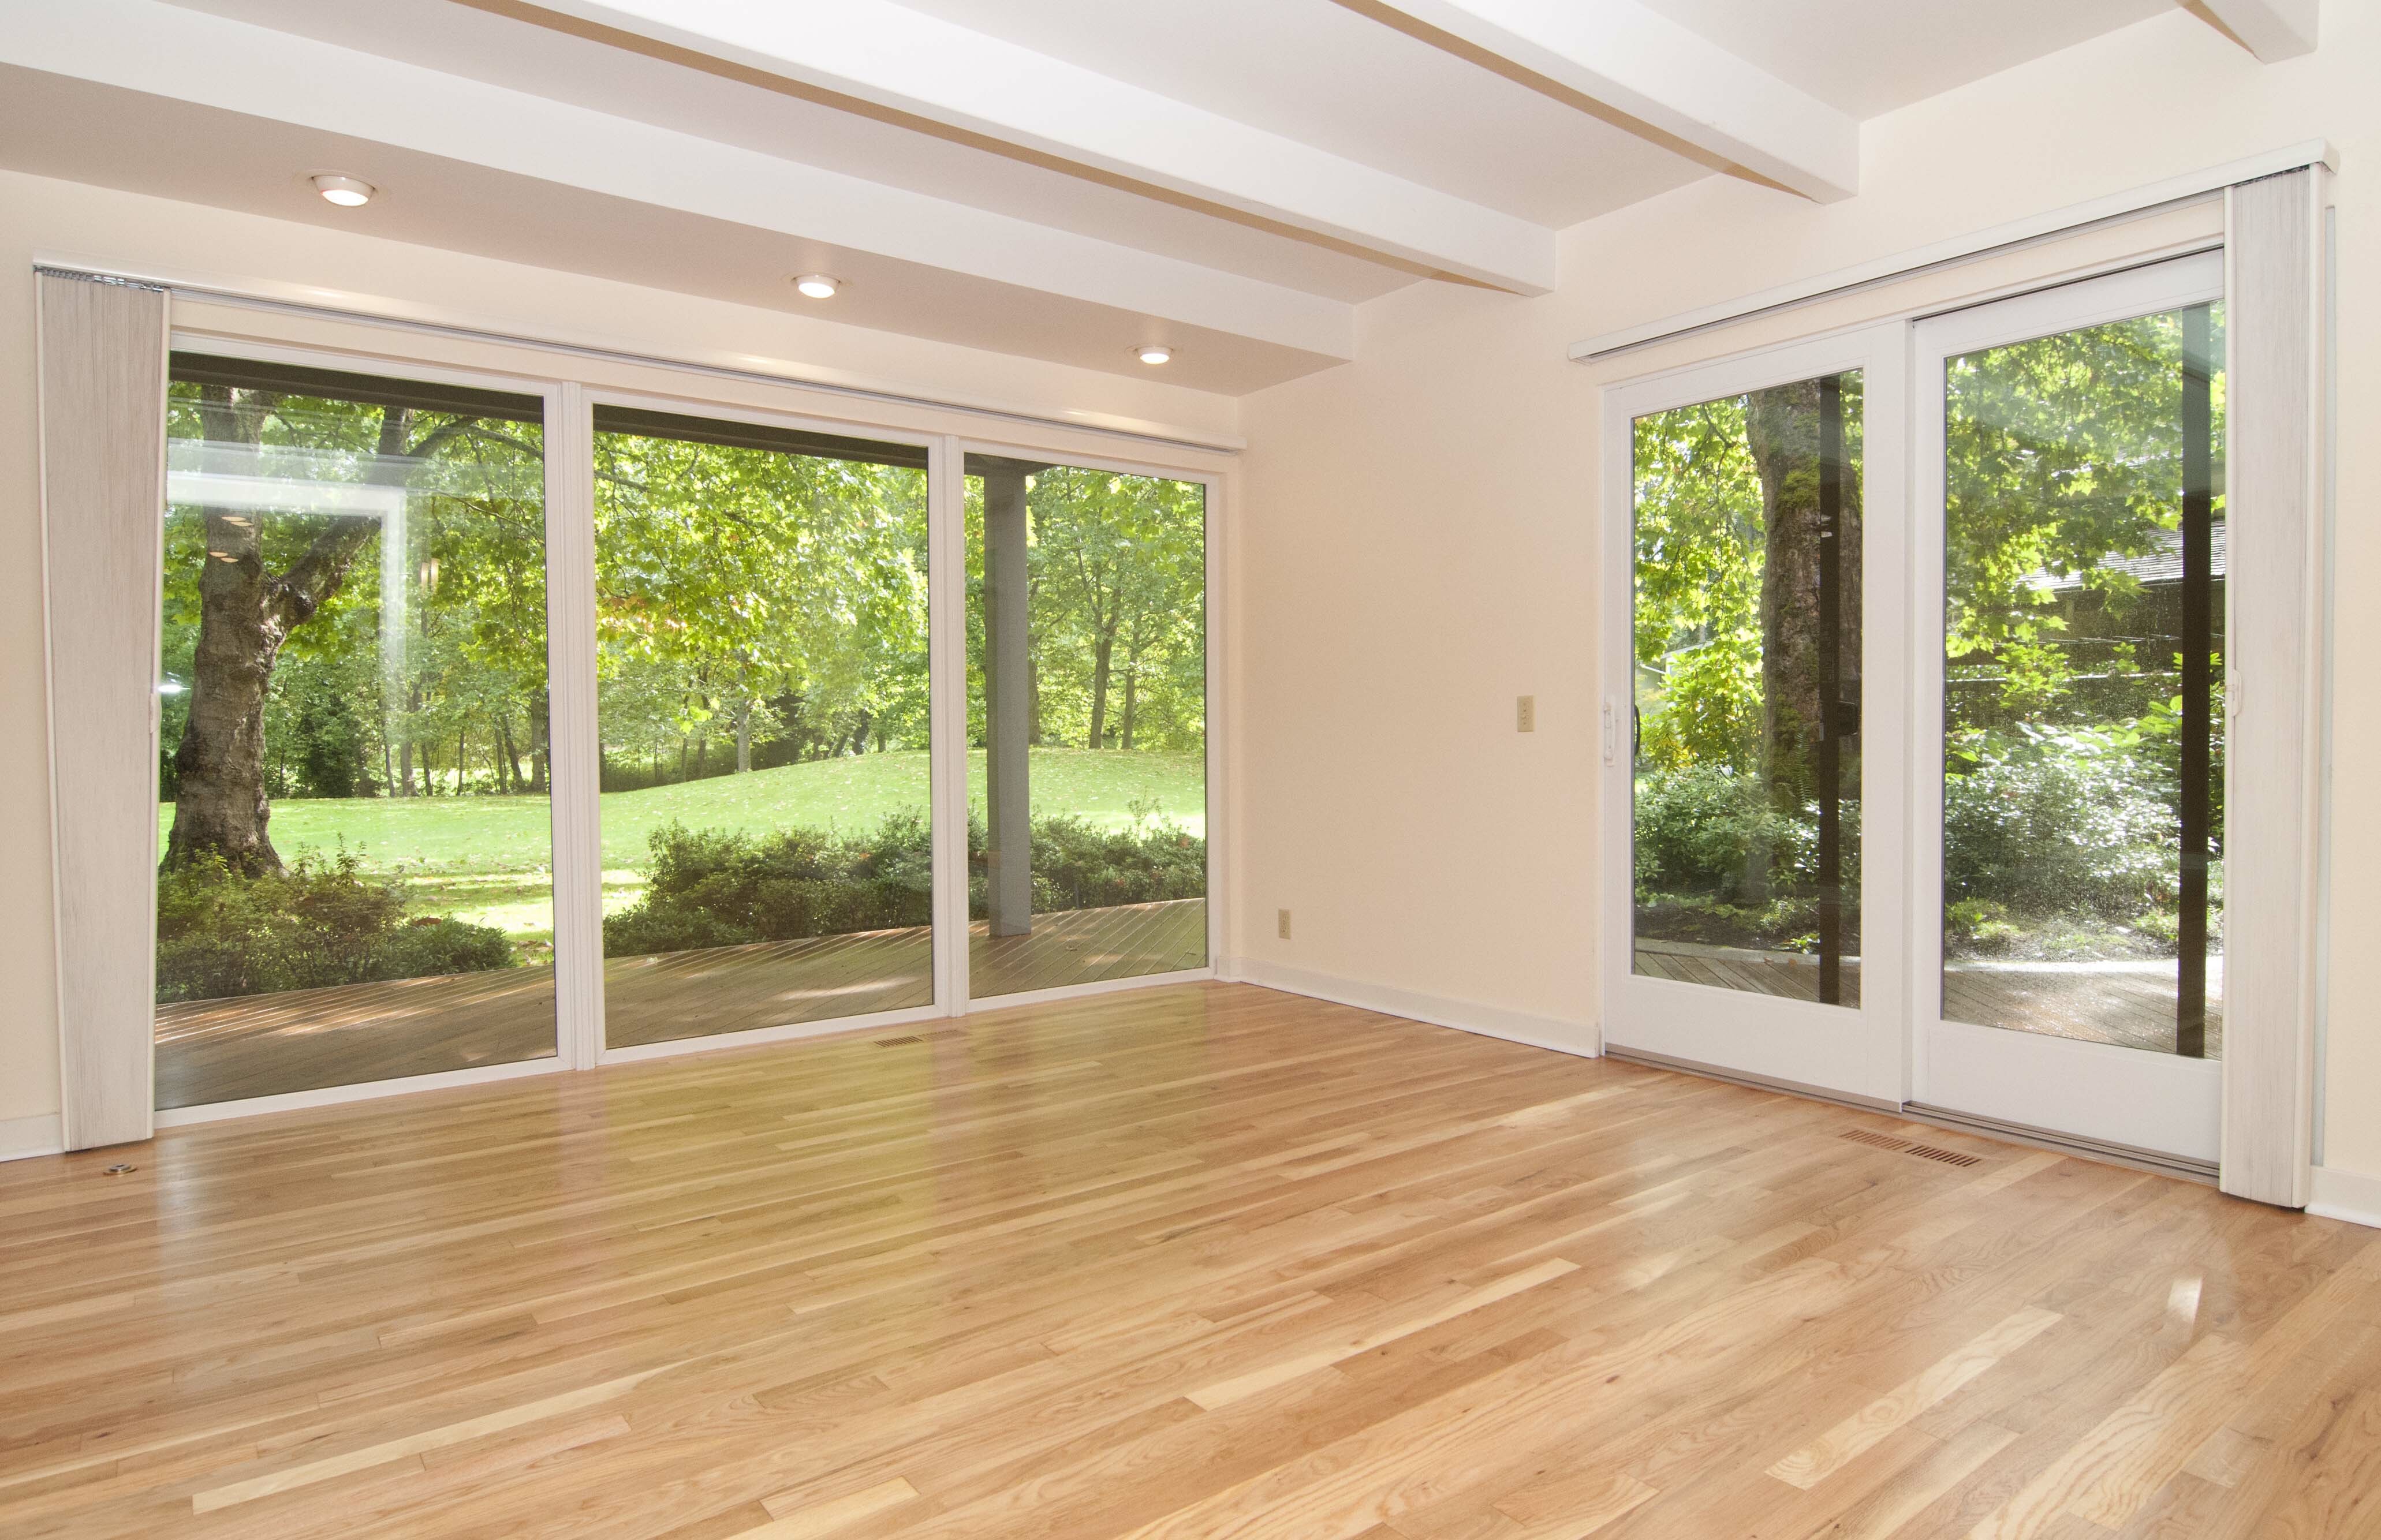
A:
1600 323 1909 1107
1908 252 2226 1164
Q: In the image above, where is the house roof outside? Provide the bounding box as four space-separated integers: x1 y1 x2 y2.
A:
2027 520 2226 593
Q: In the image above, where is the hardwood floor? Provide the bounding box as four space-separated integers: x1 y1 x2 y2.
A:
8 981 2377 1538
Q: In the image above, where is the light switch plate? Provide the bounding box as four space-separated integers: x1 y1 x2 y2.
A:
1516 694 1536 732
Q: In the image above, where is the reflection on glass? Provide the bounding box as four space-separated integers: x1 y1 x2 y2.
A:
1630 373 1864 1006
594 409 932 1047
964 456 1207 997
155 354 555 1109
1942 304 2225 1057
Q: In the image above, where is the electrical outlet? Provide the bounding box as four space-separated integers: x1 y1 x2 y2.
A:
1516 694 1536 732
1277 908 1292 940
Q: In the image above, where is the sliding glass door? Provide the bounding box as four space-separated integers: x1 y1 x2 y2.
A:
1629 371 1864 1006
1914 253 2226 1162
155 354 557 1109
1601 328 1906 1105
593 408 935 1048
152 353 1221 1113
964 454 1209 999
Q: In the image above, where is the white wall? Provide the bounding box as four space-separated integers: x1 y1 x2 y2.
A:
0 167 1240 1145
1234 2 2381 1182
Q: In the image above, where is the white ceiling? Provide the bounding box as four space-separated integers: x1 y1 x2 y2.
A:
0 0 2256 395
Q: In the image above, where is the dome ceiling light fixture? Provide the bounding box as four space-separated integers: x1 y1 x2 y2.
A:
793 274 841 299
1136 344 1173 365
310 174 376 207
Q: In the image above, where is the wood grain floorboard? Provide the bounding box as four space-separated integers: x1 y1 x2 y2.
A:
3 981 2375 1537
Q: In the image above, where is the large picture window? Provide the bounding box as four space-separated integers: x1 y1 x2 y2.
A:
139 346 1220 1116
592 408 935 1047
154 355 557 1109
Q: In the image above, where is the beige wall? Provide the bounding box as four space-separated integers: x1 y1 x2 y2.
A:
0 167 1240 1137
1234 3 2381 1178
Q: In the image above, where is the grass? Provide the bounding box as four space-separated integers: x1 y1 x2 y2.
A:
159 747 1204 945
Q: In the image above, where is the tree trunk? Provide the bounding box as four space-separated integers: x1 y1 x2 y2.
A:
529 689 550 793
735 696 753 773
1088 627 1115 748
1741 380 1864 898
1121 656 1139 750
166 388 385 872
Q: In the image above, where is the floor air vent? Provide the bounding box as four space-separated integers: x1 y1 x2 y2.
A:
875 1034 926 1047
1905 1143 1983 1168
1839 1128 1912 1152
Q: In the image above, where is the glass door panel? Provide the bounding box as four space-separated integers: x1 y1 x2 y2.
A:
1940 304 2225 1059
1631 372 1864 1007
156 353 556 1109
593 408 933 1047
962 455 1208 999
1914 252 2226 1164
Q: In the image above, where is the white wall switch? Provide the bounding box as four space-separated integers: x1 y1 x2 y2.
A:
1277 908 1292 940
1516 694 1536 732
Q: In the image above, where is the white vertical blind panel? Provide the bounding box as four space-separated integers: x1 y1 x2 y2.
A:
544 382 604 1066
2221 169 2325 1208
38 272 168 1150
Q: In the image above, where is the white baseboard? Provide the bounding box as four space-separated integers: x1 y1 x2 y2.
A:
2309 1164 2381 1230
1229 958 1599 1060
0 1113 65 1164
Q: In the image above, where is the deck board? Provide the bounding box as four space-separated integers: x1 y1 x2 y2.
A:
156 899 1207 1109
1635 939 2221 1055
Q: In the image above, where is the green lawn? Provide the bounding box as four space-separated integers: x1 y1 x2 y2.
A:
159 748 1204 945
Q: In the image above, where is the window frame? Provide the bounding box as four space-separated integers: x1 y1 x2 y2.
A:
144 327 1233 1124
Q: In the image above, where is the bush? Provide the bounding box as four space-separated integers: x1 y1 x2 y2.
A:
156 850 516 1003
994 809 1206 917
603 806 1208 958
603 813 936 958
1633 762 1818 896
1942 730 2176 922
1944 898 2022 954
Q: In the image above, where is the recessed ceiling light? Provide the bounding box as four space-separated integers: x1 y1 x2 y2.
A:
793 274 840 300
1136 345 1173 365
311 174 376 208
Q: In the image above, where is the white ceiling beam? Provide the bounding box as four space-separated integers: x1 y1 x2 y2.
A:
1 0 1356 361
1367 0 1860 204
2190 0 2318 62
521 0 1558 294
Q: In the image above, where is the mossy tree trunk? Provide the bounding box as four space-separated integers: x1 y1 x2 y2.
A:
163 390 476 873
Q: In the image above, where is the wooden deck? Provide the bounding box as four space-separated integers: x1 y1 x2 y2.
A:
156 900 1207 1109
1635 939 2225 1055
9 982 2377 1539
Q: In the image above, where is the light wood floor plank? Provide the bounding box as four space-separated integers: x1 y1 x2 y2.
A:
1 982 2375 1539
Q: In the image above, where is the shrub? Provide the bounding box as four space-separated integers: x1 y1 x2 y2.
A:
156 850 515 1003
1945 897 2022 954
604 813 937 958
1633 762 1816 896
990 810 1206 917
1942 729 2176 922
603 807 1208 958
368 916 517 979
